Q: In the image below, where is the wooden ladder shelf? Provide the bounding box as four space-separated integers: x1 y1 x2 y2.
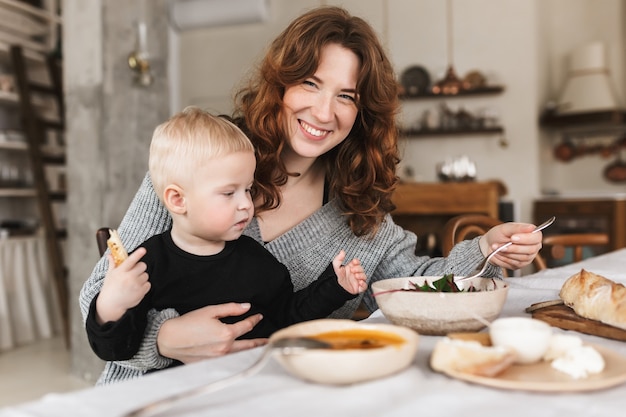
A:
10 45 69 347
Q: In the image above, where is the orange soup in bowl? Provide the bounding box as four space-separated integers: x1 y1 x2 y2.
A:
309 329 406 350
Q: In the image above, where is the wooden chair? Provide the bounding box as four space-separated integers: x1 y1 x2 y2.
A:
542 233 609 264
441 214 610 271
96 227 111 256
441 214 501 256
441 214 549 271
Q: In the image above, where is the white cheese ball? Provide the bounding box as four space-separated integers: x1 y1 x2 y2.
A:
543 333 583 361
551 345 605 379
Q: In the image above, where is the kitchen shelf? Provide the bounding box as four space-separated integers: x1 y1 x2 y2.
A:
0 40 69 347
400 85 506 139
0 230 38 238
539 110 626 137
0 0 68 348
400 85 505 100
0 141 27 150
0 188 36 197
0 90 19 105
401 126 504 138
0 0 61 54
49 190 66 201
0 40 45 63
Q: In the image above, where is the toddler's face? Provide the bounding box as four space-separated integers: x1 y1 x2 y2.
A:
184 151 256 242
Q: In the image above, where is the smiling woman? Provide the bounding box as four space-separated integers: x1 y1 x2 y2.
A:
79 5 543 386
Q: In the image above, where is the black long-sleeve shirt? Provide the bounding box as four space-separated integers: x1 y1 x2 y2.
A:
86 232 354 363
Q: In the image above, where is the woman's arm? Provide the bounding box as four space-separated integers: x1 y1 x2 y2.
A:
361 215 541 312
360 215 501 312
79 172 174 371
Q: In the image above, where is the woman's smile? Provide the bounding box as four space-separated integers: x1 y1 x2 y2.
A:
299 119 332 140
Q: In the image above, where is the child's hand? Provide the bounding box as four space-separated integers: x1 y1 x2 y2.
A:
333 250 367 295
95 247 150 325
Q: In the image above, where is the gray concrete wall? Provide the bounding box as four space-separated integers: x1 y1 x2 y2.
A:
63 0 170 382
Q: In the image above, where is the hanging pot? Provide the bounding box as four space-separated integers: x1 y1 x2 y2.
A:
553 141 577 162
603 158 626 182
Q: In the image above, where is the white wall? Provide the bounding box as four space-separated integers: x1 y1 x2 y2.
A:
174 0 626 223
538 0 626 196
175 0 322 114
64 0 172 380
388 0 540 223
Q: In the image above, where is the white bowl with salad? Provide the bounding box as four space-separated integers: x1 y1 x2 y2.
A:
371 274 508 335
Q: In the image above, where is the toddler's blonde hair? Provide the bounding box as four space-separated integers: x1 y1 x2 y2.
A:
149 106 254 200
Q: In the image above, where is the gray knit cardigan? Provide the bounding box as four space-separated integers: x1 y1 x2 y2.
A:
79 173 500 384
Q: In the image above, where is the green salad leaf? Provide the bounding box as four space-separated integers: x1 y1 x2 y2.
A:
408 274 480 293
372 274 496 299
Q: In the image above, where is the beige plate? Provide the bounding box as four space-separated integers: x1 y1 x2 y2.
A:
436 344 626 392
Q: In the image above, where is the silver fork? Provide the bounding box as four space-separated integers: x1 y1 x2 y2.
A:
456 216 556 282
124 337 330 417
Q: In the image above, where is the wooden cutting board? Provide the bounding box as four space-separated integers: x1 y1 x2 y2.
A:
527 301 626 342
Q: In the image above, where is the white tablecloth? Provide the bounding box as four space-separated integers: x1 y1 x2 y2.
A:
0 236 59 351
3 249 626 417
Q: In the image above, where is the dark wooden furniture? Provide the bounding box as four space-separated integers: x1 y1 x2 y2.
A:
391 180 507 256
534 196 626 252
534 196 624 267
542 233 609 263
96 227 111 257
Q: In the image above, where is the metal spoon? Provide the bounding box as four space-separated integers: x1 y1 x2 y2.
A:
457 216 556 282
125 337 331 417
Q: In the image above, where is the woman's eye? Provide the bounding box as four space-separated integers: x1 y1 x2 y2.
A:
303 80 317 88
339 93 356 103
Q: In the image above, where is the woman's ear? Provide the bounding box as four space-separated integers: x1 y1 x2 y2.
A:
163 185 186 214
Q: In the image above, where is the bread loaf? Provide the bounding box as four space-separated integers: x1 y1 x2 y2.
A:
107 229 128 267
430 337 515 377
559 269 626 330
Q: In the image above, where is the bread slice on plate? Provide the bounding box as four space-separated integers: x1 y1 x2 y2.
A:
430 335 515 377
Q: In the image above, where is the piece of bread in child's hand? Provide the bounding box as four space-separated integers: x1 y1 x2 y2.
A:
107 229 128 267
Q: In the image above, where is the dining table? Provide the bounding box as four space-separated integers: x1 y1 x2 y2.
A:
3 248 626 417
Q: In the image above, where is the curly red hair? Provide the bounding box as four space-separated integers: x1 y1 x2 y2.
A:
233 6 400 236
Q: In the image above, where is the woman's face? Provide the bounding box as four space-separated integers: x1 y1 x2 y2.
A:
282 43 360 160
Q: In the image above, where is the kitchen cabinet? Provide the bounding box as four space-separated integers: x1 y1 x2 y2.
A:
533 195 626 254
